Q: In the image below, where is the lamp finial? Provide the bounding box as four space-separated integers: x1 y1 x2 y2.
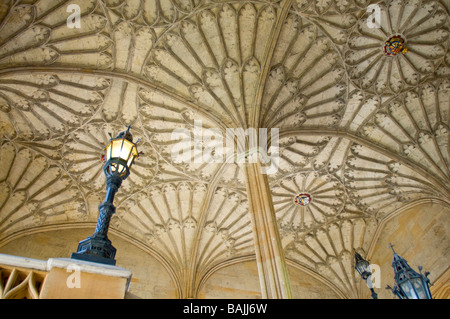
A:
388 242 395 253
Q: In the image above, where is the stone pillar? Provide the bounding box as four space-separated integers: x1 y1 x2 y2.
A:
242 161 292 299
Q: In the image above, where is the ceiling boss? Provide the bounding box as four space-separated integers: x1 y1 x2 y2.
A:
384 35 409 56
294 193 312 206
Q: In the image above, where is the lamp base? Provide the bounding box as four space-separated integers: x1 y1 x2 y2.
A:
71 252 116 265
71 234 117 266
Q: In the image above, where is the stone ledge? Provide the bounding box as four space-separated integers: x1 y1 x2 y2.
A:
0 253 48 272
48 257 132 291
0 253 133 299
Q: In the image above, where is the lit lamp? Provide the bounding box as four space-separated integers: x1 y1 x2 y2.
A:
385 243 432 299
354 249 378 299
71 126 139 265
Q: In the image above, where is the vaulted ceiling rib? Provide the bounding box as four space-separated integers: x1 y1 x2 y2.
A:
0 0 448 298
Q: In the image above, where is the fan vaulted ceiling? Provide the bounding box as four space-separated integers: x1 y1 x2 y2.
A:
0 0 448 298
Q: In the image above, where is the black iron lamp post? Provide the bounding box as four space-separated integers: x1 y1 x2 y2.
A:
71 126 139 265
354 249 378 299
385 243 432 299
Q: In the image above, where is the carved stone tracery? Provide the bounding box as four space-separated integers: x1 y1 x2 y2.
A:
0 0 448 298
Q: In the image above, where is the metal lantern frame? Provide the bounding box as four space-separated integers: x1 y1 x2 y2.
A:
354 249 378 299
71 126 139 265
386 244 432 299
103 128 138 179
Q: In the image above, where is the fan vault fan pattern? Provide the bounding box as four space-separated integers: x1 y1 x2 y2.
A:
0 0 448 298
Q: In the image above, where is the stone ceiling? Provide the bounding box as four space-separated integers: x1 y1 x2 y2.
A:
0 0 448 298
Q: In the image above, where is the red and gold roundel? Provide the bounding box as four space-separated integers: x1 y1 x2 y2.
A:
294 193 311 206
384 35 408 56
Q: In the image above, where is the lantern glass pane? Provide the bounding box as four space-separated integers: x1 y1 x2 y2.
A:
105 142 112 161
400 281 418 299
127 156 134 168
111 140 122 159
356 260 371 279
411 278 427 299
127 145 138 168
119 140 134 162
110 162 126 175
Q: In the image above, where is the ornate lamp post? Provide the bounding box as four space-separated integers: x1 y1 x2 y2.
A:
385 243 432 299
354 249 378 299
71 126 139 265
